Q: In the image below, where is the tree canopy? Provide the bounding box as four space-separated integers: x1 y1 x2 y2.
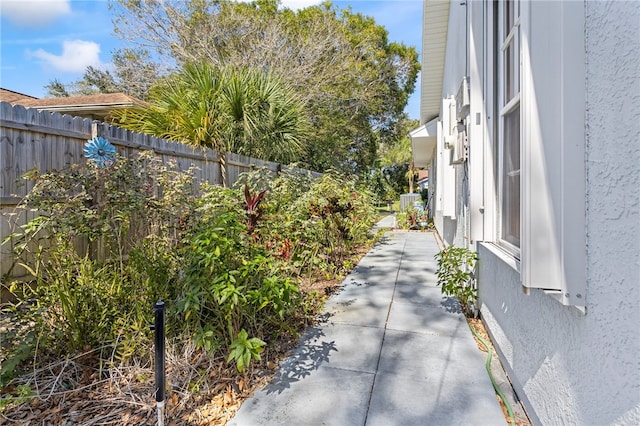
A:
112 62 308 186
377 117 420 197
45 48 163 100
50 0 419 175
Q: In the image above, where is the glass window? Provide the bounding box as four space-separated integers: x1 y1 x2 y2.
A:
502 106 520 247
498 0 520 251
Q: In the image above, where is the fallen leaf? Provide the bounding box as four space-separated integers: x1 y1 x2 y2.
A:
223 386 232 405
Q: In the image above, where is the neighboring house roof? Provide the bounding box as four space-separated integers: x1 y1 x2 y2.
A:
0 88 38 104
14 93 147 121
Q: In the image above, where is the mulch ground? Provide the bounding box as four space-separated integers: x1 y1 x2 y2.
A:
0 253 358 426
467 318 532 426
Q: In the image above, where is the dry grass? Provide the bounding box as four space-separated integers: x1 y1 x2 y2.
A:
0 241 372 425
0 336 299 425
0 271 353 426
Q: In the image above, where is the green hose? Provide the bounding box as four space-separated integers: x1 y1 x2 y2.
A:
469 323 516 426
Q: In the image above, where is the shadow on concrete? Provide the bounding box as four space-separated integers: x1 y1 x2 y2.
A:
264 327 337 395
440 296 462 314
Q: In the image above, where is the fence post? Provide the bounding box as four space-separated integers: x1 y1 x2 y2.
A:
91 121 107 139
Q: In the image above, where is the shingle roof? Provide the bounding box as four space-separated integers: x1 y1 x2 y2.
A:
17 92 146 109
5 92 148 121
0 88 38 104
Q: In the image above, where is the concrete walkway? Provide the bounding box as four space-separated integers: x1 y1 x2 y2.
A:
229 227 505 425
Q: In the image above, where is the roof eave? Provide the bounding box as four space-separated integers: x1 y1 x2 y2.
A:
420 0 450 125
33 102 136 112
410 117 439 168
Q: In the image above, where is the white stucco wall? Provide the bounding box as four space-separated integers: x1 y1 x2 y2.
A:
479 1 640 424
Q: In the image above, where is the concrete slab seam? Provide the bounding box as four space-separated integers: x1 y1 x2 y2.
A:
363 233 407 425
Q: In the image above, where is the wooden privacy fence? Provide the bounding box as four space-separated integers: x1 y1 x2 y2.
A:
0 101 318 279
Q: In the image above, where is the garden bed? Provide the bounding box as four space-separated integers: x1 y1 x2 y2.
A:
1 154 380 424
0 253 368 426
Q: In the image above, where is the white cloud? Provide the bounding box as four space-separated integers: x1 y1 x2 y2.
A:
29 40 102 73
0 0 72 27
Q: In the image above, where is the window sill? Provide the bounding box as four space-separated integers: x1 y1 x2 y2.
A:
477 242 520 274
477 243 587 315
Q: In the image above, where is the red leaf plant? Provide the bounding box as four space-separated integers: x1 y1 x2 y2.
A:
244 184 267 234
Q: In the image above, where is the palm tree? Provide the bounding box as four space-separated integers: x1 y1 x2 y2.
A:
379 131 417 194
113 62 308 186
222 66 307 164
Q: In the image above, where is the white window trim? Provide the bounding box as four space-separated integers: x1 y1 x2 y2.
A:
440 97 457 218
518 0 587 307
496 0 521 256
480 0 587 308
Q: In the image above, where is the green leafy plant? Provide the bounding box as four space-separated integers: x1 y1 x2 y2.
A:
2 155 380 399
227 329 266 373
396 208 417 230
290 172 377 276
0 384 34 410
434 246 478 317
396 205 430 230
3 151 197 360
0 293 39 387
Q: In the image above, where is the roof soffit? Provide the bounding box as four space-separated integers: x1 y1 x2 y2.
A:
420 0 450 125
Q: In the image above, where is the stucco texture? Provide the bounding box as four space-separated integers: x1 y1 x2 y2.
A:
479 1 640 424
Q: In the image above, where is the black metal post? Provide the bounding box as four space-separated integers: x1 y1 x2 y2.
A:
151 301 166 426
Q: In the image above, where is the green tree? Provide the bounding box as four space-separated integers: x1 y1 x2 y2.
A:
44 78 70 97
379 117 420 196
113 62 308 187
76 66 119 95
110 0 419 175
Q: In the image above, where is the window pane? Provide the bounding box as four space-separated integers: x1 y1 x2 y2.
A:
505 0 514 36
502 106 520 247
504 41 514 103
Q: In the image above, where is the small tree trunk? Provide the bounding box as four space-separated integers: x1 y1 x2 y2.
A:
408 161 415 194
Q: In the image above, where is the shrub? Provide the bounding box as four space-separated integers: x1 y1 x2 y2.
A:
273 171 377 277
3 152 197 361
434 246 478 317
178 202 302 351
2 159 380 384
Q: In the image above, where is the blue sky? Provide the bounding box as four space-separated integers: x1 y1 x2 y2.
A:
0 0 423 119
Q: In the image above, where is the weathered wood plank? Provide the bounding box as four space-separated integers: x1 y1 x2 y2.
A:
0 104 15 200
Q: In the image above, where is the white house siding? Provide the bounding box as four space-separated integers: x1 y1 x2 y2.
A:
478 1 640 424
432 0 469 248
